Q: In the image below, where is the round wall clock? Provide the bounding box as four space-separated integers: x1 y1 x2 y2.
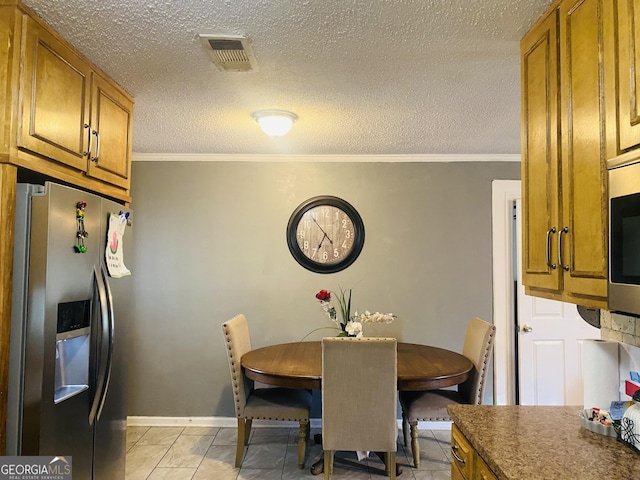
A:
286 195 365 274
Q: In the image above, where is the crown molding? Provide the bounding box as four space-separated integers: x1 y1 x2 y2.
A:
132 153 521 163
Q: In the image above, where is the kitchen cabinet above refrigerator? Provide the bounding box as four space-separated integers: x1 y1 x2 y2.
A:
0 0 134 204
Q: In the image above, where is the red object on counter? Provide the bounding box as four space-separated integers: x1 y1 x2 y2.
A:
625 380 640 397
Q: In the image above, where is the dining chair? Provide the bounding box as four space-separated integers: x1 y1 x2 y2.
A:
321 337 398 479
399 317 496 468
221 314 312 469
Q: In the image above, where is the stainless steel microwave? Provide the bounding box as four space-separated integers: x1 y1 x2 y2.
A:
608 156 640 316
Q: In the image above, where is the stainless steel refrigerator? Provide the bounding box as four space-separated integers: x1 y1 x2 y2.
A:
8 182 133 479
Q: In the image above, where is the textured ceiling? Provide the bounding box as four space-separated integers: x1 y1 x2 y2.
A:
22 0 553 156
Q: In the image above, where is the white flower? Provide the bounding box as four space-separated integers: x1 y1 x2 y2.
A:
354 310 396 324
345 321 363 337
315 288 396 337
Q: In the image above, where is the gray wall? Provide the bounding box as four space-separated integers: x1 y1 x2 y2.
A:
126 160 520 417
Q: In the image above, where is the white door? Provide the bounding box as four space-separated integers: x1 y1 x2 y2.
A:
515 199 600 405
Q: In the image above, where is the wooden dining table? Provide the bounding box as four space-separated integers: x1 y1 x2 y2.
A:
241 341 473 391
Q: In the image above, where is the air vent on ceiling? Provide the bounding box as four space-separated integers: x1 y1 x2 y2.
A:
198 34 258 72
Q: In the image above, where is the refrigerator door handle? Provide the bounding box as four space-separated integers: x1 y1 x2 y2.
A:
89 266 111 425
96 263 115 420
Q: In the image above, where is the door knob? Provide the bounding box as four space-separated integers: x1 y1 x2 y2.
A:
521 324 533 333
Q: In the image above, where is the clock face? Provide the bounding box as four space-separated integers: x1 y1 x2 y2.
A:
296 205 356 265
287 196 365 273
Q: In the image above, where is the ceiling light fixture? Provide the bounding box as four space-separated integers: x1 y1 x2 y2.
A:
251 110 298 137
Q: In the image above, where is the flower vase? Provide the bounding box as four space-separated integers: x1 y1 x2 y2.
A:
337 330 357 338
339 321 363 338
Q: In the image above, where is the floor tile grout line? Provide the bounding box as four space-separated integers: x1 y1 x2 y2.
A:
130 426 451 480
142 426 186 480
189 433 213 480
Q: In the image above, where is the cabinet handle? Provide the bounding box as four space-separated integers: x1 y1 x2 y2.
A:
546 227 557 269
558 226 569 271
83 124 92 157
91 129 100 162
451 444 465 465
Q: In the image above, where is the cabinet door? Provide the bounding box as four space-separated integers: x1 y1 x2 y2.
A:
0 6 20 158
476 455 498 480
520 9 561 290
86 73 132 189
451 424 475 480
607 0 640 156
451 462 466 480
18 16 91 171
559 0 608 299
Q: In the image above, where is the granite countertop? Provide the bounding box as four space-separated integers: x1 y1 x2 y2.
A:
448 405 639 480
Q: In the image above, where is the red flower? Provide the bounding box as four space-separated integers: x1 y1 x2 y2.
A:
315 289 331 301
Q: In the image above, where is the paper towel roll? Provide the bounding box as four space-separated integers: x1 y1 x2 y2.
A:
583 339 619 411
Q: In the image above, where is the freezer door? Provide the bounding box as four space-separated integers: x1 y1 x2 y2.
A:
7 184 35 455
20 183 101 479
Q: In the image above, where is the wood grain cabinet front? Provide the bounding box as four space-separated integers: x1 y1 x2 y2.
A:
18 16 92 171
450 424 497 480
85 72 133 189
475 455 498 480
520 0 608 308
18 15 133 190
450 424 475 480
520 7 561 293
604 0 640 162
452 462 466 480
0 1 133 201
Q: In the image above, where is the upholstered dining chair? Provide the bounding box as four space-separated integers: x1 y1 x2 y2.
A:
221 314 312 469
399 317 496 468
322 337 398 480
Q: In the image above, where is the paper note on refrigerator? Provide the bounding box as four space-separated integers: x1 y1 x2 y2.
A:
105 212 131 277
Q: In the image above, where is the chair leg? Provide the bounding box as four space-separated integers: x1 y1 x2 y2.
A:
402 413 410 447
235 418 246 468
386 452 396 480
244 418 253 445
409 420 420 468
297 419 309 469
323 450 333 480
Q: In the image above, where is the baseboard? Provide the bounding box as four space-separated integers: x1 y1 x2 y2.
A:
126 416 452 431
127 416 240 428
419 421 453 430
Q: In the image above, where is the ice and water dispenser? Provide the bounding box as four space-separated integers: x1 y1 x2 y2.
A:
54 300 90 404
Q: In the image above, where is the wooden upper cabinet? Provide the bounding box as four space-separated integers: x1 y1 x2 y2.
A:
604 0 640 160
521 0 608 306
521 9 561 291
1 1 134 201
0 6 19 159
558 0 608 299
86 73 133 189
18 16 91 171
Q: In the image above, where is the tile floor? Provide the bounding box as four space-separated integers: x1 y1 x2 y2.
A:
125 425 452 480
